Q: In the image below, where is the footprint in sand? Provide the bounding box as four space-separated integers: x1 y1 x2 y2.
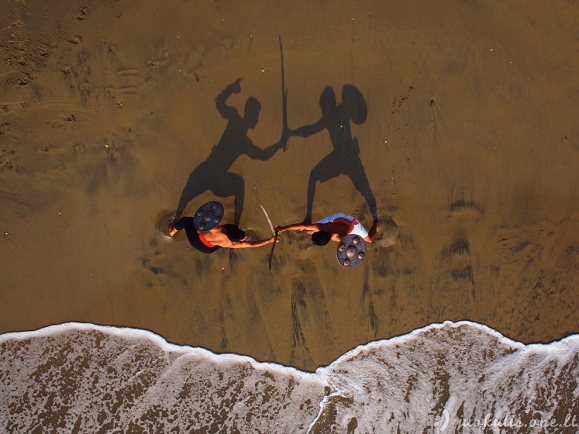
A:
138 237 175 289
145 51 170 70
60 59 93 105
155 209 175 239
144 51 170 85
48 114 77 130
0 149 21 172
448 199 484 221
0 122 11 137
491 227 544 295
181 50 205 83
59 40 144 106
103 60 142 105
374 215 400 248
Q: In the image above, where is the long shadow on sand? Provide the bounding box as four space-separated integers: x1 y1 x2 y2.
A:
290 84 378 223
174 77 287 225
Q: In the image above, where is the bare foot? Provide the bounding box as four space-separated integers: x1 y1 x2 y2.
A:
168 222 178 237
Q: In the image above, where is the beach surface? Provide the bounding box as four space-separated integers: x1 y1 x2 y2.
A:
1 0 579 372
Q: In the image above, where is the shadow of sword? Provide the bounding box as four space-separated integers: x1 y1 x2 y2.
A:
280 35 288 150
265 36 288 271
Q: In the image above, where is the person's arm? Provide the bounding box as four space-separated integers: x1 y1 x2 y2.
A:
288 117 325 138
215 77 243 119
364 222 379 243
277 223 319 233
229 235 277 249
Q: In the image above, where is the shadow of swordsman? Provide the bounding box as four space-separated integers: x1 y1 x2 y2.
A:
174 78 287 225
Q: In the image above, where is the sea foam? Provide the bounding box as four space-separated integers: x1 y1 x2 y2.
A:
1 321 578 433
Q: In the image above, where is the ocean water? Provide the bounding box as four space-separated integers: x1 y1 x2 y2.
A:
1 321 578 433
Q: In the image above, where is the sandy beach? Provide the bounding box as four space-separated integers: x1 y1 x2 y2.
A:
1 0 579 372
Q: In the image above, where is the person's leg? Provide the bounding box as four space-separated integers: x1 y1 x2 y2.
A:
170 216 192 237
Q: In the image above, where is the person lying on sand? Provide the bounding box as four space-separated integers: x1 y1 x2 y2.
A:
169 218 276 253
276 212 379 246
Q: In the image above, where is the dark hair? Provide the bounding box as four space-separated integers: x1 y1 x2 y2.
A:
222 224 246 242
312 230 331 246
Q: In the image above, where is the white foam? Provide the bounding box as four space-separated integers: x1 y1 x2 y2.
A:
313 321 579 433
2 320 579 433
0 323 326 432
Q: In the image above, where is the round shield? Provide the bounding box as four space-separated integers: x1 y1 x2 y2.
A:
336 234 367 268
342 84 367 125
193 201 224 231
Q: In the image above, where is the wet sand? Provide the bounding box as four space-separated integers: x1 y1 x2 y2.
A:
1 0 579 371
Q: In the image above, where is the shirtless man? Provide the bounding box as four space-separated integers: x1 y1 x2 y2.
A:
276 213 379 246
169 218 276 253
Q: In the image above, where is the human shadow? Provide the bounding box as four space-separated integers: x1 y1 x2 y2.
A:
174 78 287 225
289 84 377 223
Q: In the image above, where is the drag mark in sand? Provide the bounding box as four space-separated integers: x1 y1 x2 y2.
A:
289 259 335 368
428 98 450 147
444 238 475 286
138 238 177 288
290 277 312 367
362 263 379 340
244 272 277 361
428 201 483 321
